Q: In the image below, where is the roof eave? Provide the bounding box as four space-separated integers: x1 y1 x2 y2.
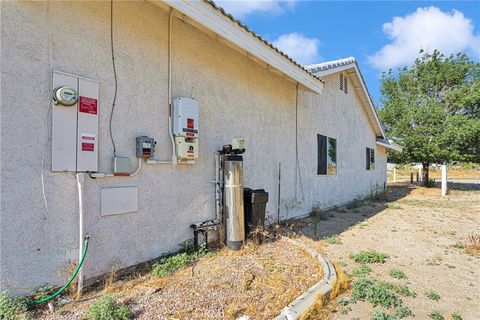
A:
153 0 324 94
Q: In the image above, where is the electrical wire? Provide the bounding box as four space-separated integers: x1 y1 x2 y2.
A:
109 0 118 156
294 83 305 202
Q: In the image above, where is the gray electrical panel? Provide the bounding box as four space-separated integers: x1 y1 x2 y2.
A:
135 136 155 158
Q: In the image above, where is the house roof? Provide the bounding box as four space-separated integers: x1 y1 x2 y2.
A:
305 58 386 139
155 0 324 94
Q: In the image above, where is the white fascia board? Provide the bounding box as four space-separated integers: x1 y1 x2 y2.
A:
158 0 323 94
376 139 402 152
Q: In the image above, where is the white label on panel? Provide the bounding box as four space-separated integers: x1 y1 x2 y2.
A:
101 186 138 216
52 72 78 171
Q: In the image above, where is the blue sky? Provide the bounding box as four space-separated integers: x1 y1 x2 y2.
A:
216 1 480 106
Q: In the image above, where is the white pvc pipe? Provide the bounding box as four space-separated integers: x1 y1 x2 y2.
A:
441 164 448 196
129 158 143 176
76 173 85 297
168 8 177 166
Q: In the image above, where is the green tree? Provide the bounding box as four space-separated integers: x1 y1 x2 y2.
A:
379 50 480 183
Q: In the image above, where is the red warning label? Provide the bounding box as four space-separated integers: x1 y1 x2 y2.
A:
187 118 194 129
79 96 98 115
82 143 95 152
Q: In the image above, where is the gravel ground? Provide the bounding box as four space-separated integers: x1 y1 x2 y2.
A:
296 183 480 320
36 238 322 320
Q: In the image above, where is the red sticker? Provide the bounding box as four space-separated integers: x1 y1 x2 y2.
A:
187 118 194 129
82 143 94 152
79 96 97 115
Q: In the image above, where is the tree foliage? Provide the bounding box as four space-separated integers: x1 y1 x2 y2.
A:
378 50 480 168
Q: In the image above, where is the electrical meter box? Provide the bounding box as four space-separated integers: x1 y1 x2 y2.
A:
51 71 99 172
173 97 199 138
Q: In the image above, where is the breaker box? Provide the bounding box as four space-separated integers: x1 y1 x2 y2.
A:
173 97 199 138
51 71 99 172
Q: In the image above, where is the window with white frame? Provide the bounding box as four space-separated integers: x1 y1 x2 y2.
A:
318 134 337 175
366 147 375 170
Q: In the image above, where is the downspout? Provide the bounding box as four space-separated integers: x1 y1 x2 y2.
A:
76 173 85 297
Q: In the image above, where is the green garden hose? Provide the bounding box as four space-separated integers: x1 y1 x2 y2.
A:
28 236 90 306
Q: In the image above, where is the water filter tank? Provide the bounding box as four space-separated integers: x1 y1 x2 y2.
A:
223 155 245 250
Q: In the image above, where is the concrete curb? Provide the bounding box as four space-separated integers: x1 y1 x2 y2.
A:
273 238 337 320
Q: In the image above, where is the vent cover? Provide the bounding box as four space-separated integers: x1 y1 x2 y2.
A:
339 73 348 94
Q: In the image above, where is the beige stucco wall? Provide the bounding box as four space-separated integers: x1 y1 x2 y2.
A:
0 1 386 293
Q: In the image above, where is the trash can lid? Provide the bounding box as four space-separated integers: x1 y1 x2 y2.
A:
251 191 268 203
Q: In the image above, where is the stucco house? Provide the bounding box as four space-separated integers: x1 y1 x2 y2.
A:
0 0 400 293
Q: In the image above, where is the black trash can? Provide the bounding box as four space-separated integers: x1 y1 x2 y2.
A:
244 188 269 236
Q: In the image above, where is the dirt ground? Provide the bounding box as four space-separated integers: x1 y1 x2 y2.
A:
34 182 479 320
35 239 322 320
296 183 480 320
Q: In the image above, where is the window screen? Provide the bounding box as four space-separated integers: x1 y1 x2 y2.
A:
366 148 371 170
317 134 327 175
328 137 337 175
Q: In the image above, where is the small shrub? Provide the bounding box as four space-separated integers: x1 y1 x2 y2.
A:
371 308 391 320
82 295 131 320
389 268 406 279
350 278 402 308
386 283 416 298
352 264 372 276
451 312 463 320
0 291 29 320
394 306 413 318
425 179 436 188
464 234 480 256
323 235 341 244
346 197 363 210
425 290 441 301
350 250 389 264
428 310 444 320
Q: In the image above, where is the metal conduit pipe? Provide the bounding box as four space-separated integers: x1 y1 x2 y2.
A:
76 173 85 297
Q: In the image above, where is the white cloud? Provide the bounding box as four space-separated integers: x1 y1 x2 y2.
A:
369 7 480 70
272 32 321 65
215 0 296 20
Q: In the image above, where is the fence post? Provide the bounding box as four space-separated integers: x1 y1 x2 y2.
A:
410 172 414 184
441 164 448 196
393 167 396 183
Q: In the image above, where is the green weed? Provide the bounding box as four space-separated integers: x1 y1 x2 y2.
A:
352 264 372 276
323 235 342 244
428 310 444 320
371 306 413 320
350 278 402 308
387 203 401 209
452 242 465 249
389 268 406 279
350 250 389 264
451 312 463 320
0 292 29 320
151 244 207 277
425 290 441 301
82 295 131 320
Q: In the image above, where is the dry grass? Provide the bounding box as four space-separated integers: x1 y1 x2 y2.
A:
464 234 480 256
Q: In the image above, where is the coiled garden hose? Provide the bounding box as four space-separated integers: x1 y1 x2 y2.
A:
27 236 90 306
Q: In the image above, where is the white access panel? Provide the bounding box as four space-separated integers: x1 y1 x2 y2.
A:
77 78 99 172
52 72 78 171
101 186 138 216
173 97 199 138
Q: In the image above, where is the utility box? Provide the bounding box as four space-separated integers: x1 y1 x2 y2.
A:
51 71 99 172
175 136 199 160
173 97 199 138
172 97 199 162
